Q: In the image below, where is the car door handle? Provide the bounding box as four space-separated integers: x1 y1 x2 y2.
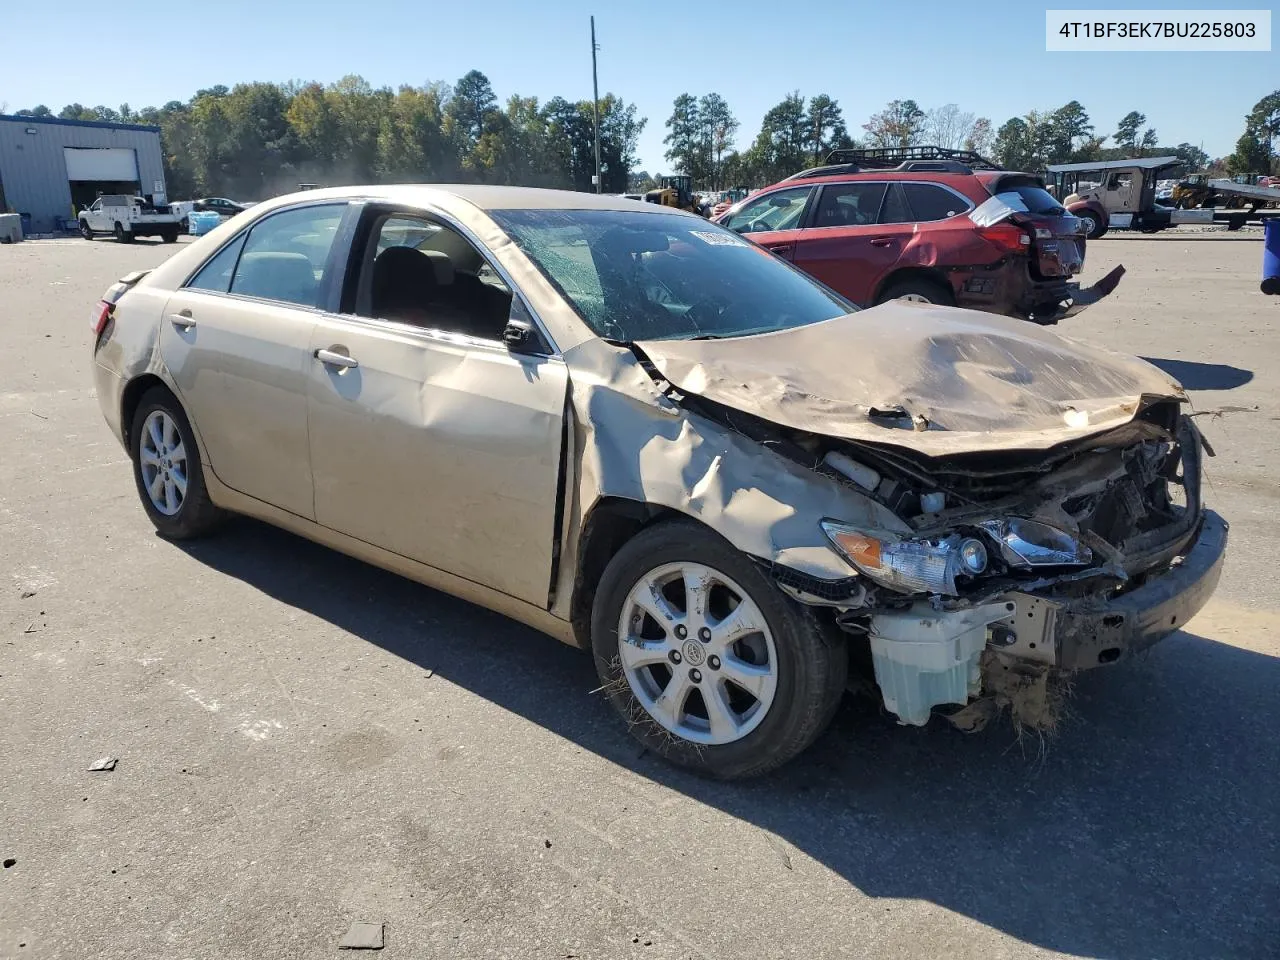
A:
869 238 896 247
167 312 196 330
315 348 358 370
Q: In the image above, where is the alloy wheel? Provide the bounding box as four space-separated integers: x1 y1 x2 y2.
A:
139 410 189 516
616 561 778 745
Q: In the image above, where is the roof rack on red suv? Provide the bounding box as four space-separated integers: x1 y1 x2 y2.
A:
825 145 1004 172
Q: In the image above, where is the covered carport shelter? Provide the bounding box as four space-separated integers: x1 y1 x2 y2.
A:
0 114 167 234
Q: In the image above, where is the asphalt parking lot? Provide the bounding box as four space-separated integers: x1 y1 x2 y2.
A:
2 231 1278 960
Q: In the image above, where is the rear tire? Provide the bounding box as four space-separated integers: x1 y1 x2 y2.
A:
875 277 956 307
114 222 133 244
129 387 225 540
162 229 178 243
590 519 847 780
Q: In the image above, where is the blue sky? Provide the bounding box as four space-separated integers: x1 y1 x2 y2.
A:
4 0 1275 171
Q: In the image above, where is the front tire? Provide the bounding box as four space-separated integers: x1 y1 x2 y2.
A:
591 520 847 779
129 388 225 539
79 220 93 240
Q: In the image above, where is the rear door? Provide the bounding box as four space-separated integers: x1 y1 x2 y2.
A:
158 201 351 519
789 180 895 304
718 185 815 260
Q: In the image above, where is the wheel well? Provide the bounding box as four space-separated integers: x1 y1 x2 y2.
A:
569 498 676 649
120 375 175 451
873 266 954 304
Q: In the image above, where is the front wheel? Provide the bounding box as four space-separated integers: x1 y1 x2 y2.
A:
1078 211 1108 240
129 388 225 539
591 520 847 779
79 220 93 240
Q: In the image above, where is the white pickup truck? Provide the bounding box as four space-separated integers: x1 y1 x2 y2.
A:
78 195 182 243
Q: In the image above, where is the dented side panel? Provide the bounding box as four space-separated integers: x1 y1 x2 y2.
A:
306 314 569 607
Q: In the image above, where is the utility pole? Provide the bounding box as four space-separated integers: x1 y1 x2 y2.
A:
591 16 602 193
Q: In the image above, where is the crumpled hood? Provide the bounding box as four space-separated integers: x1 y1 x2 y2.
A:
633 301 1185 457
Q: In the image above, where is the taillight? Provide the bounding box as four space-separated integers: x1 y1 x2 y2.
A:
92 300 112 337
978 222 1032 254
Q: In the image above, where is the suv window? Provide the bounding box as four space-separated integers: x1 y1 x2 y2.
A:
812 183 887 228
877 184 912 224
902 183 968 221
721 186 813 234
1002 185 1065 215
228 204 345 307
355 213 514 342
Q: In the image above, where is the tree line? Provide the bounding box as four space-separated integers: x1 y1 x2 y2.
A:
9 71 644 201
9 79 1279 198
655 90 1279 188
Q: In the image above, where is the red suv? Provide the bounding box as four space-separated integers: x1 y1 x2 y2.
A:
715 151 1123 323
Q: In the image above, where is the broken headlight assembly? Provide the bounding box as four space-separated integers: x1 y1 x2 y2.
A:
821 522 991 597
979 518 1092 568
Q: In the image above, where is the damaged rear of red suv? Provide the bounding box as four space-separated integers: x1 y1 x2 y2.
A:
715 147 1124 324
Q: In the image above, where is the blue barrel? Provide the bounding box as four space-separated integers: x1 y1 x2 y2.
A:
1264 219 1280 295
188 211 222 236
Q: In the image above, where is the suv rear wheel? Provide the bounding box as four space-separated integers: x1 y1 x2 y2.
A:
876 277 956 307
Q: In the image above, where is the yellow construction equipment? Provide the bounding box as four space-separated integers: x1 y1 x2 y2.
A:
644 175 709 216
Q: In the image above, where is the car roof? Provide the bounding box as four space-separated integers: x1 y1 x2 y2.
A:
259 183 685 214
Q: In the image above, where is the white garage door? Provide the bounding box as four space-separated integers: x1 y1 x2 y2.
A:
64 147 139 182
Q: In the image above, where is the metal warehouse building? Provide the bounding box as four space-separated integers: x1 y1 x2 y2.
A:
0 114 167 234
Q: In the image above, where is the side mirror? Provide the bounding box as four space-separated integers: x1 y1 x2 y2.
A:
502 318 536 353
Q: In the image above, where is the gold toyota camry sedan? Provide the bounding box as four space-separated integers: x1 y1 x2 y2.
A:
90 185 1226 778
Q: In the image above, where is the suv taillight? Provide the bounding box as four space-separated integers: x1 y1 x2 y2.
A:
979 222 1032 254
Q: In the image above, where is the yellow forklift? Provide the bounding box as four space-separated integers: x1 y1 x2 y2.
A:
644 175 710 217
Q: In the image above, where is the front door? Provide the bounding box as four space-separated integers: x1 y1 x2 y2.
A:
158 201 349 518
306 210 569 607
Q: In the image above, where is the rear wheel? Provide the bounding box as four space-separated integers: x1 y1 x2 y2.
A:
591 520 847 779
129 388 225 539
162 229 178 243
875 277 956 307
114 222 133 243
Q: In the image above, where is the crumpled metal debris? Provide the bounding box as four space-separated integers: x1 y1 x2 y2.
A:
88 757 118 772
338 922 384 950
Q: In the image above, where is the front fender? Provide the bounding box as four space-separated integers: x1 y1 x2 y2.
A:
551 339 908 620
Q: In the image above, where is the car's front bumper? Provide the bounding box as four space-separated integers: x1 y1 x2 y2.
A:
1050 509 1228 669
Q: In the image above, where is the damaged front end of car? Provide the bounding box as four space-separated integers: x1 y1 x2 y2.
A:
612 306 1228 732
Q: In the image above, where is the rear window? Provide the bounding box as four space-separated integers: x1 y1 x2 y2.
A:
997 184 1065 216
901 183 970 221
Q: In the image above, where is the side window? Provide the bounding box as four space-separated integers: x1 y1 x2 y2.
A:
721 186 813 234
902 183 969 222
228 204 345 308
1107 172 1133 191
877 184 913 224
359 213 514 342
812 183 887 228
89 200 101 212
187 234 248 293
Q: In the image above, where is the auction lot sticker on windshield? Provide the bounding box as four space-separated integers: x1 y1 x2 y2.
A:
1046 10 1270 51
691 231 747 246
